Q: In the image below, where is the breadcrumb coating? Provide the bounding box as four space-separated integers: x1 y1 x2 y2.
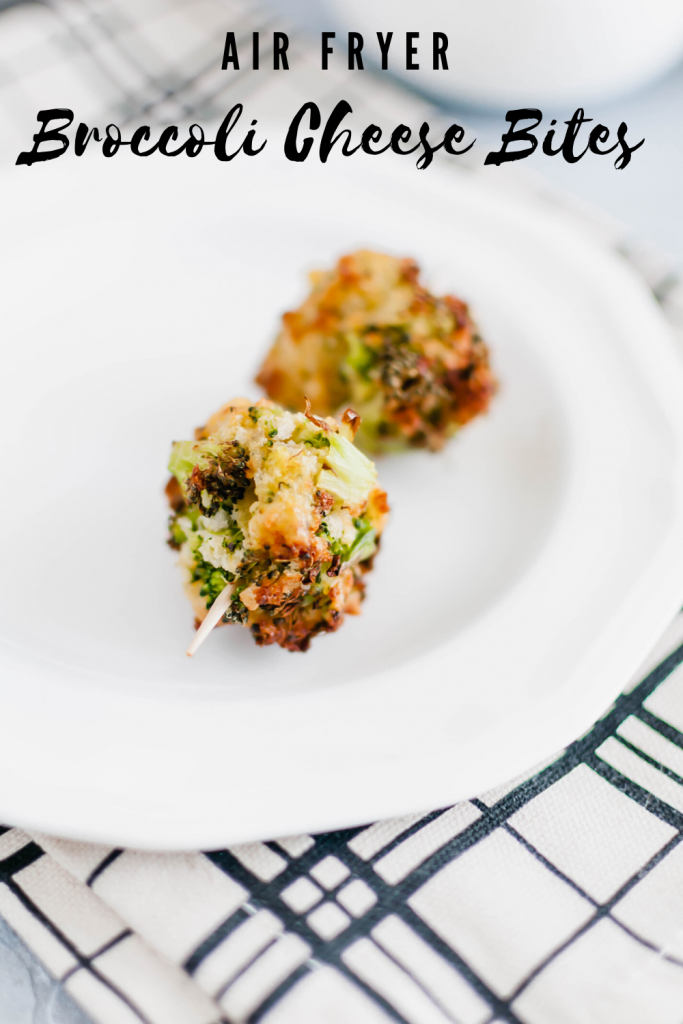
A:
256 250 497 451
167 398 389 652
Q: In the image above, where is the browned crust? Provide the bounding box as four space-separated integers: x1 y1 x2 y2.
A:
165 475 185 512
341 407 361 438
247 567 367 652
256 250 497 450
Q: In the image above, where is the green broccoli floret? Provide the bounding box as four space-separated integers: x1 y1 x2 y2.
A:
316 432 377 506
221 521 244 552
168 439 250 517
168 440 199 484
302 431 331 449
316 513 377 567
190 554 234 607
167 515 187 550
345 516 377 565
344 331 378 379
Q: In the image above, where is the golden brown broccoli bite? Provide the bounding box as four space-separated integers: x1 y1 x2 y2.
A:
256 250 496 452
167 399 389 653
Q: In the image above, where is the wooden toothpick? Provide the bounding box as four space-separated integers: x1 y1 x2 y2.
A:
186 581 236 657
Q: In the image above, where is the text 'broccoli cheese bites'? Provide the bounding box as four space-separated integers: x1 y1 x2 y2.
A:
256 250 497 452
166 399 389 653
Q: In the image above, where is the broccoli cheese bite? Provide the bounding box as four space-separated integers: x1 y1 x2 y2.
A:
166 398 389 653
256 250 496 452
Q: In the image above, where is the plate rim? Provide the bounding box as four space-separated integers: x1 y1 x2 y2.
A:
2 156 683 848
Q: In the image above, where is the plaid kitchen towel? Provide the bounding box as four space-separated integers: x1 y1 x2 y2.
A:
3 2 683 1023
2 620 683 1024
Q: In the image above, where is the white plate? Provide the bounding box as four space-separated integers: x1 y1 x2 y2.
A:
2 154 683 849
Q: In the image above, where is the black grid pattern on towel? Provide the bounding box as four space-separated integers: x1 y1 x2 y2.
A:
202 634 683 1023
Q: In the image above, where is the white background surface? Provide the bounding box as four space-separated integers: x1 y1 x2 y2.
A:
279 0 683 267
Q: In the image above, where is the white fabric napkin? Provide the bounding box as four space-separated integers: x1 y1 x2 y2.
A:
1 610 683 1024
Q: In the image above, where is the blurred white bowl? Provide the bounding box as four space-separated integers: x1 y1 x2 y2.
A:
322 0 683 107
